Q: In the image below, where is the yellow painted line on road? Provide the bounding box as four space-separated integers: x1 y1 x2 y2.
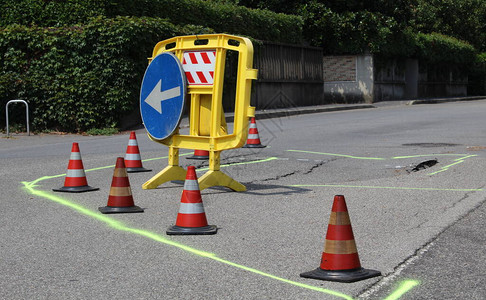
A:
383 279 420 300
20 154 418 300
40 153 192 178
391 154 474 159
287 149 386 160
21 156 353 299
21 179 356 299
289 184 482 192
197 157 279 172
288 150 477 176
426 159 466 176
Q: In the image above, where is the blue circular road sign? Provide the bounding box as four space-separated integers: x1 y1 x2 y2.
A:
140 52 187 140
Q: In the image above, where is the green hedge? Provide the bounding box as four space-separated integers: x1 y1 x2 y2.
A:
0 16 210 132
108 0 303 44
300 2 477 64
0 0 303 44
415 32 477 64
468 52 486 95
476 52 486 68
0 0 105 27
300 4 411 56
299 2 407 55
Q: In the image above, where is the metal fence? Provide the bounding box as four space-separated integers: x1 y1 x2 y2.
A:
222 41 324 112
252 42 324 109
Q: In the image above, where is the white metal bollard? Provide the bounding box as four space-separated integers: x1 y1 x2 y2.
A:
6 99 30 136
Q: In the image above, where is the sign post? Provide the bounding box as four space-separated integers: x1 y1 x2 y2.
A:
141 34 258 191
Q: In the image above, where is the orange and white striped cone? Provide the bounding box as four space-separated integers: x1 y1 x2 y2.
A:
98 157 144 214
125 131 151 173
243 117 266 148
167 166 217 235
186 149 209 160
300 195 381 283
53 142 99 193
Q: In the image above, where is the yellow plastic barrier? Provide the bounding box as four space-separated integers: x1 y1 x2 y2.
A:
142 34 258 191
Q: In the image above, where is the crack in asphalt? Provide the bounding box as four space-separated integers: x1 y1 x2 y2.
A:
259 170 297 182
186 156 333 185
303 160 327 175
442 190 477 213
184 152 260 169
257 159 333 183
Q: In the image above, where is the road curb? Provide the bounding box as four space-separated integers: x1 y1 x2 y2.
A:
407 96 486 105
225 104 375 123
165 96 486 130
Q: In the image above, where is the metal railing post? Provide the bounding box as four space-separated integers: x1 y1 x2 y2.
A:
6 100 30 137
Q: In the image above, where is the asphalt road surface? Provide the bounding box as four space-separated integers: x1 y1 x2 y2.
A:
1 100 486 299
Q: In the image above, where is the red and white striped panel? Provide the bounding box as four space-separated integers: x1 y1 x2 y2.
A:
182 50 216 85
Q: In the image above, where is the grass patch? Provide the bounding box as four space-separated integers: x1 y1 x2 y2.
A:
85 128 119 136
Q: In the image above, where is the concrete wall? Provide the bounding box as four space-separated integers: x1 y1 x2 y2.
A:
323 55 374 103
325 55 468 103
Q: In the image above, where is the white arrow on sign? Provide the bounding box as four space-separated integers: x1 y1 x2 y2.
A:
144 79 181 114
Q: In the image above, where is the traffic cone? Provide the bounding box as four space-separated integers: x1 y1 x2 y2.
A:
99 157 144 214
186 149 209 160
167 166 217 235
124 131 151 173
53 142 99 193
243 117 266 148
300 195 381 283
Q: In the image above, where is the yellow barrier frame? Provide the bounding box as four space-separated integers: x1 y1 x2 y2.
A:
142 34 258 191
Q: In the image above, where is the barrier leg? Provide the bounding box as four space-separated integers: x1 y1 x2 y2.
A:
198 151 246 192
142 147 186 189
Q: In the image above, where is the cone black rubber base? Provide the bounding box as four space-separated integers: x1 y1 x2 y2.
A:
166 225 217 235
98 205 144 214
126 167 152 173
186 155 209 160
243 144 266 148
300 267 381 283
53 185 99 193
